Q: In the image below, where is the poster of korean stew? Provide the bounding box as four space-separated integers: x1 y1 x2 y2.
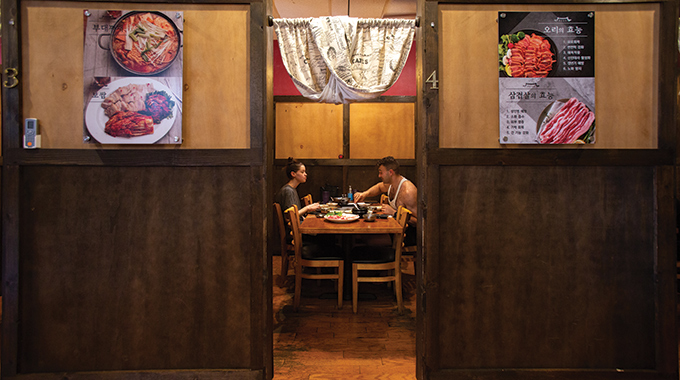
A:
83 10 183 144
499 12 594 144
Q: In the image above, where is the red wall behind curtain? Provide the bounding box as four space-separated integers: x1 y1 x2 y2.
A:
273 41 417 97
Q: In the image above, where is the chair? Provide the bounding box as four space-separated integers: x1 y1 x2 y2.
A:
274 203 295 284
302 193 313 206
401 230 417 274
350 206 411 314
380 193 389 205
285 205 344 310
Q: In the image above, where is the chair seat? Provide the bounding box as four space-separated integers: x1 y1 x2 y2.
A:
351 245 395 264
301 243 343 260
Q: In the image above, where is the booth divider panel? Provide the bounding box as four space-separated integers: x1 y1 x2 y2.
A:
21 3 250 149
438 3 659 149
349 103 415 160
18 166 254 372
436 165 656 369
275 103 344 159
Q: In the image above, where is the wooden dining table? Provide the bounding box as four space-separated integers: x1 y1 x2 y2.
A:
300 213 403 300
299 214 403 235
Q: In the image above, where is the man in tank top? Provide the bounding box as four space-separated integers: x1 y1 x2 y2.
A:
353 156 418 246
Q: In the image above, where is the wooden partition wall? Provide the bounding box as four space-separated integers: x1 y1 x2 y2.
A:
1 1 272 379
417 0 678 379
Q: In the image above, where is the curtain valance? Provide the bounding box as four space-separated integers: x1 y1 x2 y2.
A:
274 16 415 104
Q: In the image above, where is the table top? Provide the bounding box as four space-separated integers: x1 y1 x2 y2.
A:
300 215 402 235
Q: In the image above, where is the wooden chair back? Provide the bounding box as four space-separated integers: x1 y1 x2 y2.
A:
284 204 344 310
351 206 411 313
274 203 287 250
302 194 313 206
274 203 294 282
284 205 302 255
380 193 389 205
393 206 412 264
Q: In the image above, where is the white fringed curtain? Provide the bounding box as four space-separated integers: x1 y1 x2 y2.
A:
274 16 415 104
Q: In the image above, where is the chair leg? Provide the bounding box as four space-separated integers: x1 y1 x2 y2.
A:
337 264 344 309
352 264 359 314
294 267 302 311
395 267 403 314
281 252 289 276
279 252 289 286
334 268 338 291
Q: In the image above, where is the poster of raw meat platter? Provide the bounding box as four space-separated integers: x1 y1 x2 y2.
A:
498 11 594 144
83 10 183 144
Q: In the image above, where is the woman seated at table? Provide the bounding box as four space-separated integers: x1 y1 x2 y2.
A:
276 157 320 219
276 157 335 247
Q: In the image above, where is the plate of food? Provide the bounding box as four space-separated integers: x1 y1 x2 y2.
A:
499 30 557 78
85 77 177 144
105 11 181 75
536 98 595 144
324 213 360 223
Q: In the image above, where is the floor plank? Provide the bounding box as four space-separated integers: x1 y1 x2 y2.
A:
273 256 417 379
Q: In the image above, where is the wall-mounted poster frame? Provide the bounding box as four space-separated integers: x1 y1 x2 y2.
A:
498 11 595 145
82 10 184 145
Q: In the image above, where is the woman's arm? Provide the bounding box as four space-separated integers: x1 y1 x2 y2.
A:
299 203 319 215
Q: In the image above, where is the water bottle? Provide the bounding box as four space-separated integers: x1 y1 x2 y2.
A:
348 185 353 201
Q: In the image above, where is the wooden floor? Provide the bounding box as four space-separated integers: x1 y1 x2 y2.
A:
272 255 417 380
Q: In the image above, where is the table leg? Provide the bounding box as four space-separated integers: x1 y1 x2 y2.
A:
342 235 376 301
318 234 376 302
342 235 352 300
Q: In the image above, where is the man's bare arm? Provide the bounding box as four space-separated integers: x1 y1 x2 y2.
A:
354 182 388 203
396 182 418 224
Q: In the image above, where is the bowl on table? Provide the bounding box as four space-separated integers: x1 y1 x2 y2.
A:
351 204 369 217
332 196 351 207
364 212 377 222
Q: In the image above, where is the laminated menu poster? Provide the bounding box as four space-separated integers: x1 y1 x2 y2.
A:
498 12 594 144
82 10 183 144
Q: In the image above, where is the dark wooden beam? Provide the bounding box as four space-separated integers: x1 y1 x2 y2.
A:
430 0 670 3
2 0 21 152
274 95 416 103
429 369 671 380
273 158 417 167
248 1 271 377
343 103 350 159
659 0 679 157
3 149 262 167
428 149 674 167
5 370 263 380
420 1 440 377
2 165 19 377
656 166 678 374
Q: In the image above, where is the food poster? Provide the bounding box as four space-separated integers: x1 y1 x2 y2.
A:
83 10 183 144
498 12 595 144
